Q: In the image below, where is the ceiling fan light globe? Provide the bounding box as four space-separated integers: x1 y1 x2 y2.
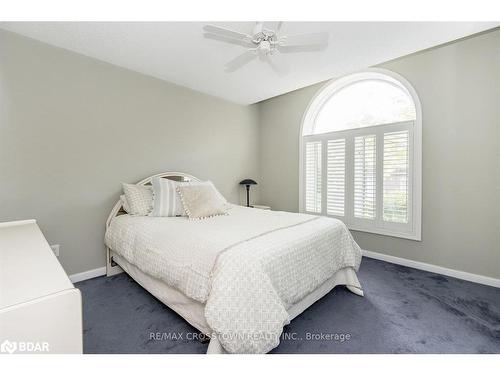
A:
259 40 272 53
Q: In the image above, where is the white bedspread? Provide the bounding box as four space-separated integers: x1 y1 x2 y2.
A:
105 205 362 353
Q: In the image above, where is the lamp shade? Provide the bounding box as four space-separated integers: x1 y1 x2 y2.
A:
239 179 258 186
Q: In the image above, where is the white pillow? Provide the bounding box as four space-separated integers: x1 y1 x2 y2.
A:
122 183 153 216
150 177 227 217
177 184 229 219
208 181 228 206
120 194 131 213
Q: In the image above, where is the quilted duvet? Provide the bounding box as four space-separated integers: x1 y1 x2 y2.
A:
105 205 362 353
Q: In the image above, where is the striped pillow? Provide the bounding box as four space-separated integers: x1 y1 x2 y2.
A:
149 177 187 217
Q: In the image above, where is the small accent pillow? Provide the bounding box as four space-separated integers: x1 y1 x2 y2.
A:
122 183 153 216
176 184 229 219
120 194 131 213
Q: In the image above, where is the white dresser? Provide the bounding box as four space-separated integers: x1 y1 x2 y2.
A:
0 220 82 354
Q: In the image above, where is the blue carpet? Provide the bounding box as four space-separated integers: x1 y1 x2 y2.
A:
75 258 500 353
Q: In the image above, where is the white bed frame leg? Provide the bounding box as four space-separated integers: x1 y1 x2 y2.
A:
346 285 364 297
106 247 124 277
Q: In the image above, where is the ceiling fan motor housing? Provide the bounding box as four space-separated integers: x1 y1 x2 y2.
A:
252 31 278 55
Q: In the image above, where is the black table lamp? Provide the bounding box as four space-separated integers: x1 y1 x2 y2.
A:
239 179 258 207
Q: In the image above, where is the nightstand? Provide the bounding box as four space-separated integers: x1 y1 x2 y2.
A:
252 205 271 210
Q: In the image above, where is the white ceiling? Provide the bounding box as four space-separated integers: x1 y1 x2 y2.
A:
0 22 498 104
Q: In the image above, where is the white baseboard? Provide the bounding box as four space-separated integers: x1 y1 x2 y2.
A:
362 249 500 288
69 266 106 283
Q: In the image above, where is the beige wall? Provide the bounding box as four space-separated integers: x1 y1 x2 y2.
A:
0 30 260 275
259 29 500 279
1 27 499 280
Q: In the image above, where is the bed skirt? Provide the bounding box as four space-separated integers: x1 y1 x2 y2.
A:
111 251 363 354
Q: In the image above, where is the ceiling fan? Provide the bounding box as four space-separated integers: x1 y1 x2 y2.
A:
203 22 329 74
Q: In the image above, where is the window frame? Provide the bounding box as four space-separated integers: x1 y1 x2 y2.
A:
299 68 422 241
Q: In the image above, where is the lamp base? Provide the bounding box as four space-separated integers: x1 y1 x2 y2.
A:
246 185 250 207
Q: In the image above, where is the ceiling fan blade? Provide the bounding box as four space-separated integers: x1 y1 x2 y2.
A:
225 50 258 72
277 44 328 53
253 22 264 34
203 33 256 48
203 25 253 41
281 32 329 47
264 54 289 77
275 21 283 34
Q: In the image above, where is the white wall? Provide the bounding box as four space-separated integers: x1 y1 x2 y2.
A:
0 30 261 275
258 29 500 279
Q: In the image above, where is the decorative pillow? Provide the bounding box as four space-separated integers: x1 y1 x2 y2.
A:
207 181 228 206
120 194 131 213
149 177 187 217
176 184 229 219
122 183 153 216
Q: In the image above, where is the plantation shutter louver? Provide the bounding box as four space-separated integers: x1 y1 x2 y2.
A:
354 135 376 219
383 130 410 223
305 141 322 213
327 139 346 216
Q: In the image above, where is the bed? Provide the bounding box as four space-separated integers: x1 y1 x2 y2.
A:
104 172 363 354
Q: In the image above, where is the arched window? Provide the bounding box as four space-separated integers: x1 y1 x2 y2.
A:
300 69 421 240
